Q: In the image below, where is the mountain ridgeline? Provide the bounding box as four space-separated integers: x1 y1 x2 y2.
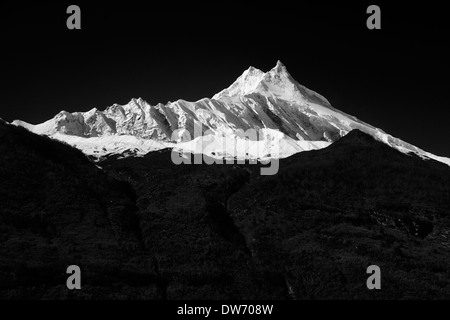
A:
10 61 450 166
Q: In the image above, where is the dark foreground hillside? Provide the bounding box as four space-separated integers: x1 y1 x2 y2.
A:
228 130 450 299
1 121 450 299
0 122 153 299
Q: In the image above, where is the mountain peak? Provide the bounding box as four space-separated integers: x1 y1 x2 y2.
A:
271 60 288 74
329 129 385 150
342 129 376 142
213 61 296 100
245 65 261 74
241 65 265 80
212 65 265 100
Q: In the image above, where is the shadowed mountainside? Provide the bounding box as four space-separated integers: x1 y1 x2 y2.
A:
1 121 450 299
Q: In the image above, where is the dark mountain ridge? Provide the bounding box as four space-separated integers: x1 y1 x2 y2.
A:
1 121 450 299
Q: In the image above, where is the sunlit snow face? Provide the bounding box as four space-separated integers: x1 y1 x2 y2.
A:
10 61 450 168
170 120 280 175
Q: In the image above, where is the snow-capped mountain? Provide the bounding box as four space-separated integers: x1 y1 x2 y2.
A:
10 61 450 166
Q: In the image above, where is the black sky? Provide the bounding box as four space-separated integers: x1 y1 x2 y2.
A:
1 1 449 157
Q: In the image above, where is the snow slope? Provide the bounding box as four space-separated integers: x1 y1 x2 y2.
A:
10 61 450 166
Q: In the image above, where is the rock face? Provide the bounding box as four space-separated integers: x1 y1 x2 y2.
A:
10 61 450 166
